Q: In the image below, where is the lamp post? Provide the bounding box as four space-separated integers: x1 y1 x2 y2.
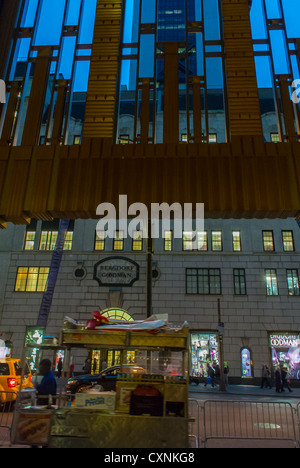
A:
217 299 226 392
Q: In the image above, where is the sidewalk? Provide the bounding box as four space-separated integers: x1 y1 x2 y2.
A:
189 382 300 398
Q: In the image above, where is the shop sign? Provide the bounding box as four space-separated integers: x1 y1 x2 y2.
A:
270 334 299 348
94 256 139 287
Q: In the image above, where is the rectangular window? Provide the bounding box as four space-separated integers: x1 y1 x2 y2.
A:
39 231 58 251
95 230 106 251
39 231 73 250
233 269 247 295
183 232 193 251
270 132 280 143
265 269 278 295
287 269 300 296
212 231 222 251
63 232 73 251
132 231 143 251
198 232 208 251
24 232 36 251
263 231 275 251
164 230 173 251
113 231 124 251
186 268 221 295
15 267 49 292
232 231 241 252
282 231 294 252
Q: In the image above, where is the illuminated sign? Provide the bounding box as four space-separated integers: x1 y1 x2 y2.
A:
24 327 45 372
94 256 139 287
270 335 299 348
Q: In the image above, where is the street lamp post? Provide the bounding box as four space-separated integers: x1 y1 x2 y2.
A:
218 298 226 392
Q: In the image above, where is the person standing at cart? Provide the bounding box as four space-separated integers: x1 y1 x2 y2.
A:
36 359 57 405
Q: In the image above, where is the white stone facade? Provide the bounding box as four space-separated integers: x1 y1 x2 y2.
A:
0 217 300 381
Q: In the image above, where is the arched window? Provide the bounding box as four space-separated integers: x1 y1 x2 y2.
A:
241 348 253 378
101 308 134 322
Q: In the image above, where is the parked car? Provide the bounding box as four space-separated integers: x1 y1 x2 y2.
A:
0 359 33 404
66 365 146 394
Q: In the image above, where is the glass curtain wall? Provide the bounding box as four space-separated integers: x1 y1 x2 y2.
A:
116 0 227 144
0 0 97 146
250 0 300 142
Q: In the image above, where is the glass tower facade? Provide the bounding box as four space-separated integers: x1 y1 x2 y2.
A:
0 0 299 147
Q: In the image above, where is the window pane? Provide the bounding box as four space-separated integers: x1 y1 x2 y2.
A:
198 232 207 251
164 231 172 251
15 267 28 292
287 269 300 296
114 231 124 250
232 231 241 252
263 231 274 251
95 230 105 251
282 231 294 252
212 231 222 251
183 231 193 251
132 231 143 251
24 232 36 250
26 267 39 292
265 269 278 295
64 232 73 251
37 268 49 292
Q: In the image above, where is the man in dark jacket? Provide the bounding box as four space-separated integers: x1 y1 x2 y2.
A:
36 359 57 405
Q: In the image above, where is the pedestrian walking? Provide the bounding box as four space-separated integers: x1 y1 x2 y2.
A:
281 367 293 393
260 364 272 389
275 367 282 393
204 365 215 388
224 362 229 386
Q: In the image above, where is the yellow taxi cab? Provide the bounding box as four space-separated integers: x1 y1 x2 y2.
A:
0 358 33 404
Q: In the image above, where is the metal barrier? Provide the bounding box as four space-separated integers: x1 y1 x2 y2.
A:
202 400 299 448
0 391 16 447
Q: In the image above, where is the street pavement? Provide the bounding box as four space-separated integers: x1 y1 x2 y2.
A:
189 382 300 399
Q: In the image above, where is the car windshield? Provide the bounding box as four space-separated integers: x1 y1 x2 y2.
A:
0 363 9 375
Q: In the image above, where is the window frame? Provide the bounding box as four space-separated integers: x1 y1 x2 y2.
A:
286 269 300 296
233 268 247 295
186 268 222 295
282 230 295 252
14 267 49 293
262 230 275 252
265 268 279 296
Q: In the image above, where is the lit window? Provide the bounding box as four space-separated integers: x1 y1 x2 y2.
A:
209 133 217 143
15 267 49 292
95 230 106 251
24 232 36 251
287 269 300 296
198 232 208 251
73 135 81 145
270 133 280 143
212 231 222 251
183 232 193 251
265 269 278 296
282 231 294 252
119 134 130 144
63 232 73 251
263 231 274 251
39 231 58 251
232 231 241 252
132 231 143 251
164 230 173 251
113 231 124 250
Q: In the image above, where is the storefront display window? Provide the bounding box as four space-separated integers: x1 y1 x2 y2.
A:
241 348 253 378
270 333 300 380
190 333 219 377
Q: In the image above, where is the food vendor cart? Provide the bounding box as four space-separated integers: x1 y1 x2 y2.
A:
11 317 191 448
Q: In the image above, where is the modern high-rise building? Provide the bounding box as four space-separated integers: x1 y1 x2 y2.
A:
0 0 299 383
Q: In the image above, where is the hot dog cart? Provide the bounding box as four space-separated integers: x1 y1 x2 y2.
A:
11 321 191 448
